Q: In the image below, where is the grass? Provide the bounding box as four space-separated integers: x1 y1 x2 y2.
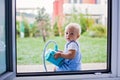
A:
17 36 107 65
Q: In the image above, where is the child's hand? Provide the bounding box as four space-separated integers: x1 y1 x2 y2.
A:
54 51 62 59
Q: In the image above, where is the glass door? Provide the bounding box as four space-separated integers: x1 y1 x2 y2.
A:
0 0 6 75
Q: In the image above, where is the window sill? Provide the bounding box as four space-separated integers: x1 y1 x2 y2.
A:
0 72 15 80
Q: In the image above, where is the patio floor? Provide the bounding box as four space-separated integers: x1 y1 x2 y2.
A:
17 63 106 73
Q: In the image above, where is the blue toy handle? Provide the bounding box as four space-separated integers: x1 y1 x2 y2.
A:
54 44 58 51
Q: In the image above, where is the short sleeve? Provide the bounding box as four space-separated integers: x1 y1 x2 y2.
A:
67 42 77 51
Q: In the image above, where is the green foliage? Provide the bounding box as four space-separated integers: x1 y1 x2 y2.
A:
83 24 107 37
79 14 87 34
35 7 51 42
64 13 95 34
22 19 30 37
53 17 65 36
29 22 38 37
16 20 20 37
17 17 38 38
35 7 49 23
53 21 59 36
87 17 95 29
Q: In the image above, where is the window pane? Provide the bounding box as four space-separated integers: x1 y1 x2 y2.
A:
0 0 6 74
16 0 108 73
79 0 82 3
95 0 100 4
69 0 71 3
73 0 77 3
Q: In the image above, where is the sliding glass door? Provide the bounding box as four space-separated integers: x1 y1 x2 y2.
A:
0 0 16 79
0 0 6 75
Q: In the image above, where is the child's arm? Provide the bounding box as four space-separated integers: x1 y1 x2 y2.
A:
54 50 76 59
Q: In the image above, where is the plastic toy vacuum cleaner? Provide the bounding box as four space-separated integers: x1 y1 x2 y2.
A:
42 40 64 72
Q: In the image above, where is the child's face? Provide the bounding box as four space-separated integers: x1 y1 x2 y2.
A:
65 27 79 42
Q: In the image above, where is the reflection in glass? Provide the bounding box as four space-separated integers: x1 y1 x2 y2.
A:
0 0 6 74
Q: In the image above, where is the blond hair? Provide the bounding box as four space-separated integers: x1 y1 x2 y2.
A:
65 23 81 35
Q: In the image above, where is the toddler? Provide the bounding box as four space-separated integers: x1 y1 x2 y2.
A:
54 23 82 71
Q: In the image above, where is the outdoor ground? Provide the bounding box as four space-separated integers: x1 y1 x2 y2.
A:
17 63 106 73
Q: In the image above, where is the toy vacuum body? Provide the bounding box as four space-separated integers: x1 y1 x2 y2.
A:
45 49 64 67
43 40 65 71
